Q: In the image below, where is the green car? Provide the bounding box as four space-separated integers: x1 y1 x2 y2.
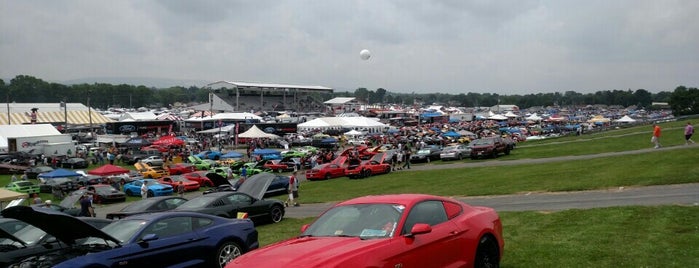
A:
281 146 319 158
188 155 216 170
208 167 238 179
6 181 41 194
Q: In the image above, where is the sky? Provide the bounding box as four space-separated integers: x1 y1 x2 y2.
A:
1 0 697 95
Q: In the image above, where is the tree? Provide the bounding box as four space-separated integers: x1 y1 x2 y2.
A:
669 86 699 116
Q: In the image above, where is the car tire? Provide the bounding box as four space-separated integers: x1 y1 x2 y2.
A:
505 148 511 155
214 241 242 268
269 205 284 223
324 173 331 180
458 154 463 160
474 236 500 268
363 169 372 178
147 190 154 197
125 189 133 196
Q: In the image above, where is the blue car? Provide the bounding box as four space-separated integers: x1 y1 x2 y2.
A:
1 206 259 268
123 179 173 197
196 150 224 160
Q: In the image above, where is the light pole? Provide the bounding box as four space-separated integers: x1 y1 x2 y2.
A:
87 90 93 138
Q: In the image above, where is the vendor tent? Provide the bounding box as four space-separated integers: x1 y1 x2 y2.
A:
88 164 130 176
152 136 185 146
37 168 82 179
239 125 279 139
615 115 636 123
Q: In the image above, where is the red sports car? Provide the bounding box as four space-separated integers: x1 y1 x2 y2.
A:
158 175 201 191
227 194 503 268
262 159 295 173
182 171 214 187
305 156 347 181
166 163 197 175
345 152 392 179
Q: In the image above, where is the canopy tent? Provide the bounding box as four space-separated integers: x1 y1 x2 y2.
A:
488 114 508 120
37 168 82 179
0 188 27 203
220 151 244 159
504 111 519 118
525 113 543 121
344 130 364 136
297 116 387 132
198 124 236 134
587 115 611 124
239 125 280 139
442 131 461 138
615 115 637 123
88 164 130 176
152 136 185 146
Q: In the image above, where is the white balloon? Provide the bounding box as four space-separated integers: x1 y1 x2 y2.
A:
360 49 371 60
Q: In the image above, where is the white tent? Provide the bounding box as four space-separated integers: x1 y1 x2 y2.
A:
615 115 636 123
238 125 279 139
297 117 388 132
525 113 543 121
488 114 508 120
344 130 364 136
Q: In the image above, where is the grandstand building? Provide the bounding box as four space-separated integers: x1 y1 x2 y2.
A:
198 81 334 113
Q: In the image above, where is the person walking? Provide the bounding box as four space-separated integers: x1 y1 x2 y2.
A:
651 124 662 149
685 122 695 145
177 181 185 197
285 172 300 207
402 147 412 170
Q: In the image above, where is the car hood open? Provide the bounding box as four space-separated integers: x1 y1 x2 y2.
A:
237 173 274 200
1 206 120 246
206 172 231 187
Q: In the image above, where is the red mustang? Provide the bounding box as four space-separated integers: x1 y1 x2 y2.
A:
158 175 201 192
345 152 392 179
262 159 295 173
166 163 197 175
227 194 504 268
305 156 347 181
182 171 214 187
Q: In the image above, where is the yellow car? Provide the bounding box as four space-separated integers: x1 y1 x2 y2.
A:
134 162 169 179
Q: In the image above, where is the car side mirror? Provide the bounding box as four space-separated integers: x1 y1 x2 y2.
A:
140 233 159 243
300 224 310 233
407 223 432 237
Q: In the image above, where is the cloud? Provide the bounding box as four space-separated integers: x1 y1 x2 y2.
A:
1 0 697 95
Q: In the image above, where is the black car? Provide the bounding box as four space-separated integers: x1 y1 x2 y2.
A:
60 158 89 169
105 196 188 220
39 177 79 193
0 213 110 267
203 172 290 198
175 173 285 224
24 166 54 180
410 145 442 163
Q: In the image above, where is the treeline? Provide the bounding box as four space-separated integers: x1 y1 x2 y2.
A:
1 75 697 115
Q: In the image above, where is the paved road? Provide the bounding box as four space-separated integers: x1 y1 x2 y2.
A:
94 145 699 219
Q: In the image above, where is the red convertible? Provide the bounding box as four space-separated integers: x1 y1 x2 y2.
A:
305 156 347 181
166 163 197 175
227 194 504 268
345 152 392 179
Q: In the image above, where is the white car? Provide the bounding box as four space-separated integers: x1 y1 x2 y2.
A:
346 139 367 146
141 155 165 166
439 144 471 160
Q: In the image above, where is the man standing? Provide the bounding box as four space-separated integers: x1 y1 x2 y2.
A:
140 181 148 199
652 124 662 149
685 122 695 145
177 181 185 197
285 172 300 207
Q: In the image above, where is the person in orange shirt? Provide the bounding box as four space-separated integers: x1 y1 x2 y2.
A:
652 124 662 149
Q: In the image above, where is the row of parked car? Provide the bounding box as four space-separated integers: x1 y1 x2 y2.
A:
0 172 292 267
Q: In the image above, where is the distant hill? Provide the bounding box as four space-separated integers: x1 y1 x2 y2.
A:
61 77 210 88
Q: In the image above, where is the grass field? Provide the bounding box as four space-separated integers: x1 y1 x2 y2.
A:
2 120 698 267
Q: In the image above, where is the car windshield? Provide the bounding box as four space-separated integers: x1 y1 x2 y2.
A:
84 219 145 244
417 149 431 155
0 224 46 246
178 196 217 209
471 139 494 146
302 204 405 239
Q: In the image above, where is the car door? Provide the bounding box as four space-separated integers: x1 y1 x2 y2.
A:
112 216 205 267
392 200 463 267
226 193 268 219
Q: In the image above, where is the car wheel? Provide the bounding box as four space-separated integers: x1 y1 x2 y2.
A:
324 173 331 180
505 148 511 155
214 241 242 268
147 190 154 197
363 169 372 178
458 154 463 160
125 189 133 196
474 236 500 268
146 162 153 166
269 205 284 223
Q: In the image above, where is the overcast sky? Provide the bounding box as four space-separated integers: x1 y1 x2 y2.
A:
1 0 697 94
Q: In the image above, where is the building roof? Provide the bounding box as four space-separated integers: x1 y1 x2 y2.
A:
206 81 333 94
324 97 357 105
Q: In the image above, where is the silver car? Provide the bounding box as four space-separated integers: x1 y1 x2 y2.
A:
439 144 471 160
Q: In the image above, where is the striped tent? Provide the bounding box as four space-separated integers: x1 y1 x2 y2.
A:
0 110 113 125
